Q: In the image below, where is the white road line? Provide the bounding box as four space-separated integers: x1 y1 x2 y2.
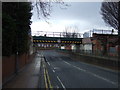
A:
63 61 71 66
87 72 118 85
56 85 59 88
63 60 117 86
57 76 66 89
54 67 59 70
46 58 48 62
47 62 50 66
63 61 86 72
72 65 86 72
52 69 55 73
75 59 118 72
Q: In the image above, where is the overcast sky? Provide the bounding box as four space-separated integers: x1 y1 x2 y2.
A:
30 1 113 36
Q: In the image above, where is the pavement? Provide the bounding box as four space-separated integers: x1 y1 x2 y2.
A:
3 52 41 88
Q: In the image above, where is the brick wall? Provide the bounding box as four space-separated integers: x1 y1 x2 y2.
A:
2 55 16 83
2 53 31 84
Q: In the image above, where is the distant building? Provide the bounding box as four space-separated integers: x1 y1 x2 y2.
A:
80 37 93 54
81 31 118 56
92 33 118 56
83 32 90 38
83 29 118 38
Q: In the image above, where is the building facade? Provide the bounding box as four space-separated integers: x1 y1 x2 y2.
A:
92 33 118 56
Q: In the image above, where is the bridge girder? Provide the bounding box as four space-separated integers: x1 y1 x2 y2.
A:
33 36 82 45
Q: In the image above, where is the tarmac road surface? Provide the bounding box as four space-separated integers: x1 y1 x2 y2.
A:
39 50 119 89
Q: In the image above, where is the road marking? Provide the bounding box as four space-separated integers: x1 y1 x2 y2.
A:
43 59 53 89
52 70 55 73
56 85 59 88
57 76 66 89
43 63 45 68
46 58 48 62
87 72 118 85
63 60 118 86
63 61 86 72
45 68 53 89
63 61 71 66
47 62 50 66
54 67 60 70
72 65 87 72
44 69 48 88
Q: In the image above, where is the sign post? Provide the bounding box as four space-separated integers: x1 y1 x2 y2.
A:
57 39 61 49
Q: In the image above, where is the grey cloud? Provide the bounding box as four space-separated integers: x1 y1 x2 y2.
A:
31 2 112 33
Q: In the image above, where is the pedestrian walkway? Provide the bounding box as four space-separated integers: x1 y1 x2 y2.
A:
3 53 41 88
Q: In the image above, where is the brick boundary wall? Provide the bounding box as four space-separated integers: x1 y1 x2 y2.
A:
2 55 16 84
2 53 35 85
70 52 119 71
58 50 119 71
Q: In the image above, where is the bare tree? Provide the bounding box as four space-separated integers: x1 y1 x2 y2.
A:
101 1 120 58
100 1 119 30
33 0 69 19
62 26 80 38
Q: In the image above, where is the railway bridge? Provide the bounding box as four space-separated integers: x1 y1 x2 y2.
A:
33 36 82 50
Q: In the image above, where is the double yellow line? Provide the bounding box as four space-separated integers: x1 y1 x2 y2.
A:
43 64 53 89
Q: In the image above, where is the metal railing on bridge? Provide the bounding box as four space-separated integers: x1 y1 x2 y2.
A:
32 31 82 38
